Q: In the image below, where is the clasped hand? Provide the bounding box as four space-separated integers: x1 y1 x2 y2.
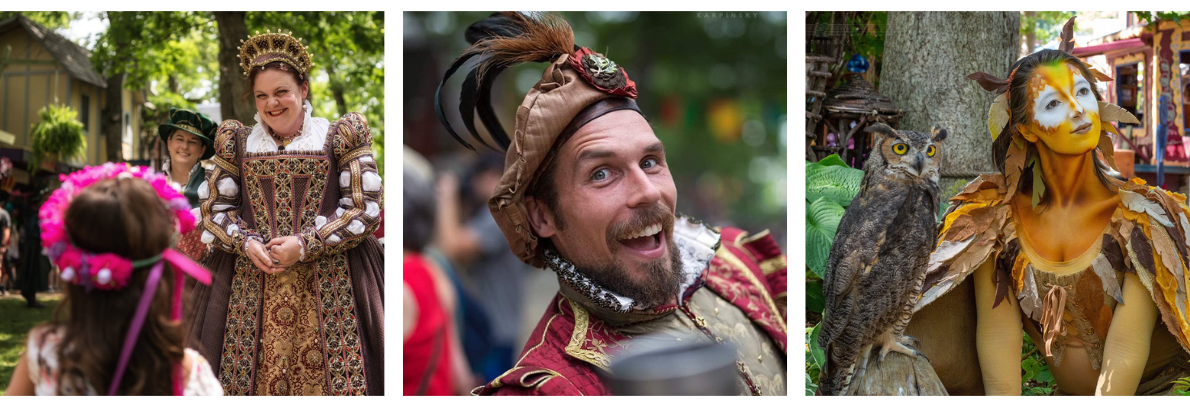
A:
246 236 303 274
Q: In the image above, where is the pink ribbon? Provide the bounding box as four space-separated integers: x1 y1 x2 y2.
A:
107 249 211 396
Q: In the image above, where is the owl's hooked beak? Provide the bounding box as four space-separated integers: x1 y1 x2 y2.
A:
913 152 925 176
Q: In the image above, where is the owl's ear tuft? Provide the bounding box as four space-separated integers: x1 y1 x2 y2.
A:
864 123 897 140
931 126 948 142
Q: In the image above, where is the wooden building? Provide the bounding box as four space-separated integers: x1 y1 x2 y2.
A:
1074 17 1190 191
0 14 144 187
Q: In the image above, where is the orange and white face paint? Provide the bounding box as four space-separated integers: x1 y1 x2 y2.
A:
1021 61 1101 155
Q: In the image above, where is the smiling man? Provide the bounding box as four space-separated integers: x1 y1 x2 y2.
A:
434 12 787 396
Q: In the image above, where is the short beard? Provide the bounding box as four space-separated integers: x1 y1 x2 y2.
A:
579 237 684 309
554 203 686 309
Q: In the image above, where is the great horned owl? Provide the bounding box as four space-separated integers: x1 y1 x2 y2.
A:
816 123 946 395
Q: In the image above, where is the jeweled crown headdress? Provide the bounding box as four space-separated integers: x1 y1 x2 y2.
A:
237 29 314 78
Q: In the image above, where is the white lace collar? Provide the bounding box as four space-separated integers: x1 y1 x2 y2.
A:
246 100 330 153
161 157 201 190
545 214 721 313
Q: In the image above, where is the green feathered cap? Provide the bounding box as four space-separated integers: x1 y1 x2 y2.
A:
157 108 216 160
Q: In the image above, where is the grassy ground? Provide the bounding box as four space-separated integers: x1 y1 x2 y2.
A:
0 292 62 396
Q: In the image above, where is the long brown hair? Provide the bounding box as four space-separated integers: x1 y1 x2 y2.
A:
991 49 1114 202
36 177 184 395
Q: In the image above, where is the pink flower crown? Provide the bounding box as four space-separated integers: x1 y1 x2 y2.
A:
39 163 197 291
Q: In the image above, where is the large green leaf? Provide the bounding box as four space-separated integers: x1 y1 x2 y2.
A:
806 280 825 314
806 161 863 208
806 197 845 278
806 373 818 396
809 322 826 368
816 153 848 168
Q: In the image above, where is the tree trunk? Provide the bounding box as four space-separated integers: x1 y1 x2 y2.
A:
843 351 949 396
103 73 125 163
215 12 253 125
325 65 348 117
879 11 1019 189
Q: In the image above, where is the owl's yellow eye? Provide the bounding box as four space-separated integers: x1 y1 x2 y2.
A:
927 145 936 157
892 143 908 155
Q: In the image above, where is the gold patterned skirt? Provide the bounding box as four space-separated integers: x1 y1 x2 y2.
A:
186 236 384 396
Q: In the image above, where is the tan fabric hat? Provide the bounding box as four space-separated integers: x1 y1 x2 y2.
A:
437 12 641 267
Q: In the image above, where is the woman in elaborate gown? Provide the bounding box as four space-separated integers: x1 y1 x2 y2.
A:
913 20 1190 395
186 30 384 396
159 108 216 261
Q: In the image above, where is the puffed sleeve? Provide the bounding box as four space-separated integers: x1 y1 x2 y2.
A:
298 112 382 260
199 120 264 256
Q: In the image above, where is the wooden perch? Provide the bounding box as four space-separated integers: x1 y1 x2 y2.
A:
843 350 948 396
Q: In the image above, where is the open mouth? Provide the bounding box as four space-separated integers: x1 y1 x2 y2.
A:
266 108 286 118
615 223 665 258
1072 122 1092 135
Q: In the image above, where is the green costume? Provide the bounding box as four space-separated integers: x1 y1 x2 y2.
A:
158 108 216 207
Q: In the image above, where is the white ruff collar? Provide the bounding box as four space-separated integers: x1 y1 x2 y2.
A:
544 214 721 313
247 100 330 153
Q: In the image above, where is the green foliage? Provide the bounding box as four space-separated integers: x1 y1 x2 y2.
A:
1171 376 1190 395
91 12 207 90
805 323 825 395
806 280 825 314
805 154 863 278
806 197 845 278
29 104 87 174
806 159 863 208
1131 11 1190 26
0 11 78 30
1021 334 1055 395
1020 11 1075 51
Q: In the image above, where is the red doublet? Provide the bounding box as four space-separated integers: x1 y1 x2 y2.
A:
474 227 787 395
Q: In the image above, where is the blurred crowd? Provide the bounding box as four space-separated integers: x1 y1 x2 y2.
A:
403 146 552 395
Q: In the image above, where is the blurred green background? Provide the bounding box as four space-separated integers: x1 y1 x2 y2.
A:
404 11 788 245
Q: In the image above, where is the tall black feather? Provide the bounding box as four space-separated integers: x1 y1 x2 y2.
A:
435 50 483 151
436 12 575 152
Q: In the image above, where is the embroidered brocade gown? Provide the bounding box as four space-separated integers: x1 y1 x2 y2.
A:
186 110 384 396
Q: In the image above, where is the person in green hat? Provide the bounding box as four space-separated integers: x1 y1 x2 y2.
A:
158 108 216 208
159 108 216 261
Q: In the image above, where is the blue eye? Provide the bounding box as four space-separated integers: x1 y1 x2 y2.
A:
591 169 609 181
642 158 658 169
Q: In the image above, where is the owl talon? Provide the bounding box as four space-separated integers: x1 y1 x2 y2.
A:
899 335 922 349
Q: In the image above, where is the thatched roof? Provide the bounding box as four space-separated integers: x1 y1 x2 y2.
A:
0 14 106 88
824 73 900 116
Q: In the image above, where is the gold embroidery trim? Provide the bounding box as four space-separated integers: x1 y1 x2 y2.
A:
213 155 240 176
563 297 612 371
759 256 786 275
351 159 365 218
339 147 372 166
738 229 772 245
484 299 566 392
716 246 788 333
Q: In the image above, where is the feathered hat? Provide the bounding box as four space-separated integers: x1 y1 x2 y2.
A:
436 12 642 267
967 17 1139 205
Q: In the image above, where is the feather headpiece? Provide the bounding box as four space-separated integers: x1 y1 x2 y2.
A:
435 12 642 267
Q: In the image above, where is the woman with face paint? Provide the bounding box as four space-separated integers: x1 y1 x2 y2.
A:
185 30 385 395
914 20 1190 395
